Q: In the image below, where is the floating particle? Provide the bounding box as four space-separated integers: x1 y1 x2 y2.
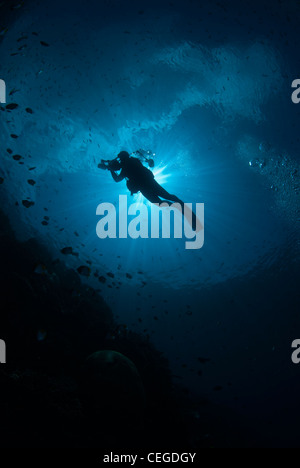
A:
34 264 47 275
198 357 211 364
107 272 114 278
77 265 91 277
37 329 47 341
13 154 22 161
126 273 133 279
0 177 4 184
213 386 223 391
10 134 18 139
6 149 13 154
11 2 24 10
9 88 20 96
40 41 50 47
99 276 106 283
22 200 35 208
17 36 27 42
61 247 73 255
0 28 8 36
25 107 34 114
41 221 48 226
44 216 49 221
27 179 36 186
6 103 19 110
28 167 36 171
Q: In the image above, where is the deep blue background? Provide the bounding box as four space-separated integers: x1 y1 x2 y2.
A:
0 0 299 446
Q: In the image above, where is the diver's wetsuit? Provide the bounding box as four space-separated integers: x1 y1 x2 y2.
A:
110 156 184 207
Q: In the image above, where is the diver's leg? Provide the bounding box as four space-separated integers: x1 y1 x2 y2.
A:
152 181 185 207
141 186 199 230
140 189 162 204
141 186 179 207
153 181 201 231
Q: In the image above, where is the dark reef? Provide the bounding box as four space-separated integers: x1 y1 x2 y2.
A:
0 209 194 448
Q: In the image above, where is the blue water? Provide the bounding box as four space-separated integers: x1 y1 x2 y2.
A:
0 0 299 446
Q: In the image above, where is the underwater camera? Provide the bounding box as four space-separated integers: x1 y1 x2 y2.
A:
98 158 121 171
98 149 155 170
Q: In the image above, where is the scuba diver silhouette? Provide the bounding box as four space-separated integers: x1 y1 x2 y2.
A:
110 151 184 207
99 151 185 208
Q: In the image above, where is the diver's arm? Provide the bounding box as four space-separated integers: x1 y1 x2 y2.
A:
110 169 125 182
